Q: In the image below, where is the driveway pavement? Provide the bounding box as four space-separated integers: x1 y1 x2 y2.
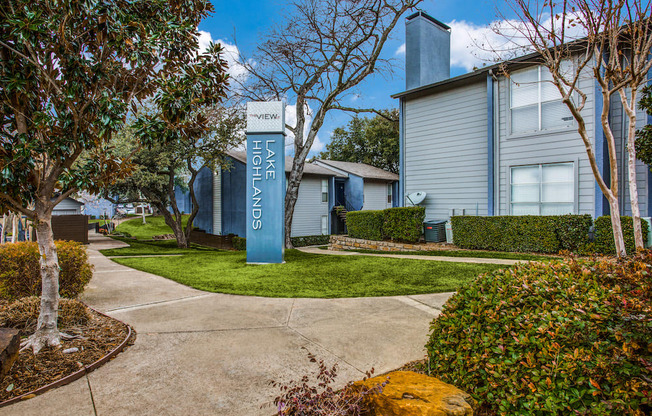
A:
6 234 452 416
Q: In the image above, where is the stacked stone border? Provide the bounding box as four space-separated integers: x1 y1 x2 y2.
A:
330 235 454 252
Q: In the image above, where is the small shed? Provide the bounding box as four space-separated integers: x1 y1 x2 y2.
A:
52 197 84 216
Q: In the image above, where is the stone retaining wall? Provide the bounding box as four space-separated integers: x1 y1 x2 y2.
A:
329 235 454 252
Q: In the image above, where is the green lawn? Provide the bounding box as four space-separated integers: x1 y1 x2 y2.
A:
318 247 557 262
105 239 507 298
115 215 189 240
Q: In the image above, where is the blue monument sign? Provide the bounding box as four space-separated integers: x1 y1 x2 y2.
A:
246 101 286 264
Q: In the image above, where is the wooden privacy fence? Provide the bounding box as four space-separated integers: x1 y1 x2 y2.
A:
190 229 234 250
32 215 89 244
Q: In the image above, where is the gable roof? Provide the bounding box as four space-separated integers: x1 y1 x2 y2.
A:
226 150 346 177
315 160 399 181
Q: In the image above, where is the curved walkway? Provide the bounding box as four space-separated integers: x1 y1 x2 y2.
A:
6 234 453 416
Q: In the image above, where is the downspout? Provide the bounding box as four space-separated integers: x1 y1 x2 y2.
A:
399 98 406 207
487 71 496 216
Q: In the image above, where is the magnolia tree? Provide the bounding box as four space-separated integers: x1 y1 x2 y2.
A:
107 104 244 248
236 0 422 248
0 0 218 353
497 0 652 256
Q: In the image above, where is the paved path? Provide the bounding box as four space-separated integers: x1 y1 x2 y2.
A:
6 234 453 416
297 246 522 265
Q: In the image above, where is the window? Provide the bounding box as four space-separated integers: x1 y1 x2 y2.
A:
321 215 328 235
321 179 328 203
387 184 393 204
510 65 574 134
511 163 574 215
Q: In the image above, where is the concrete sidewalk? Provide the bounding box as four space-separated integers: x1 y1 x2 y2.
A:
297 246 522 265
6 234 453 416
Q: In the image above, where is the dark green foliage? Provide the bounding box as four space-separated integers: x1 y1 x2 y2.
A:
426 255 652 415
346 207 425 243
451 215 593 254
382 207 425 243
233 236 247 251
0 241 93 301
635 85 652 165
346 210 385 241
290 235 331 247
317 110 399 173
593 216 649 255
231 235 331 251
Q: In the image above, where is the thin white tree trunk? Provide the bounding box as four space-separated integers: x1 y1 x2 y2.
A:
621 88 644 250
608 196 627 256
21 205 61 353
11 213 17 243
141 204 146 225
0 214 6 244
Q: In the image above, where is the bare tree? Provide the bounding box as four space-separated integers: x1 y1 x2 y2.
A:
496 0 652 256
237 0 421 247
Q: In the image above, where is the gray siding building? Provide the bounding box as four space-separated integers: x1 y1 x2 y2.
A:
394 11 651 220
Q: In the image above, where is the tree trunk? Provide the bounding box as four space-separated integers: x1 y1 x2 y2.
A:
141 204 147 225
622 88 644 250
11 213 17 243
23 208 61 353
608 197 627 257
0 214 6 243
284 167 304 249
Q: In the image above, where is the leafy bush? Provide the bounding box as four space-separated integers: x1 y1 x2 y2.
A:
271 349 386 416
346 207 425 243
290 235 331 247
382 207 425 243
426 255 652 415
451 215 593 254
0 241 93 301
232 236 246 251
346 210 384 241
593 215 649 255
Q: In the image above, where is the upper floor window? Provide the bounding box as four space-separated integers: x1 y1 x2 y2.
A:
321 179 328 203
510 65 574 134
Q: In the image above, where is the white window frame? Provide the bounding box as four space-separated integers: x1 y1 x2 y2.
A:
321 179 328 203
320 215 328 235
509 65 575 135
387 184 393 204
510 162 576 215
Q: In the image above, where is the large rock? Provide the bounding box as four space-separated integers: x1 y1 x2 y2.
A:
0 328 20 381
356 371 475 416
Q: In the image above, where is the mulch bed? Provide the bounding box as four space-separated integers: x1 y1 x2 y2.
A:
0 304 133 403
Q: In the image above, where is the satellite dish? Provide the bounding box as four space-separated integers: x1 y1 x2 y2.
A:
405 191 426 206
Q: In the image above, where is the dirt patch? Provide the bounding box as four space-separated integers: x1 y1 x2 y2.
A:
0 299 133 403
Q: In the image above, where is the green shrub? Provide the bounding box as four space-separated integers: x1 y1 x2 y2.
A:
382 207 425 243
593 215 649 255
291 235 331 247
0 241 93 301
426 255 652 415
232 236 246 251
451 215 592 254
346 210 384 241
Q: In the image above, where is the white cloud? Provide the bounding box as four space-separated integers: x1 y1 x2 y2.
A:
395 43 406 56
198 30 248 80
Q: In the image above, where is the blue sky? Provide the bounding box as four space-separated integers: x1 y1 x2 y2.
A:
200 0 516 156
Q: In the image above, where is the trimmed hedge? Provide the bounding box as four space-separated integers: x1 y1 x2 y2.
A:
382 207 426 243
426 254 652 415
346 207 425 243
0 241 94 301
593 216 649 255
231 235 331 251
451 215 592 254
346 210 384 241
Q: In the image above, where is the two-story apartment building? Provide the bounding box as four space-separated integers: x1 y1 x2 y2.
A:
394 11 651 221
